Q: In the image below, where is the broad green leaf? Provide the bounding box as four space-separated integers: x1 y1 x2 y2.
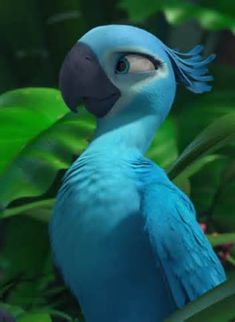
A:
17 312 52 322
165 277 235 322
0 88 67 175
168 112 235 179
147 117 178 169
0 88 95 211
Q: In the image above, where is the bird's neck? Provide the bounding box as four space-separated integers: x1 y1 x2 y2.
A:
86 108 163 156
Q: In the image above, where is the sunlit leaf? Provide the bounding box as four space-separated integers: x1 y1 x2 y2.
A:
0 88 95 211
17 312 52 322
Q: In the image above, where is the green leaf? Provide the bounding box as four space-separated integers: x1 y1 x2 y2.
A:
119 0 162 22
164 2 235 32
165 277 235 322
189 157 228 215
17 312 52 322
173 177 191 196
147 117 179 169
119 0 235 32
220 160 235 186
0 216 54 306
0 303 24 318
173 155 223 181
213 181 235 231
168 112 235 179
207 233 235 247
2 199 55 221
0 88 95 210
0 88 66 175
172 155 223 197
177 91 235 151
187 295 235 322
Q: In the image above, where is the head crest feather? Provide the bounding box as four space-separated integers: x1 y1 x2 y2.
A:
164 44 215 93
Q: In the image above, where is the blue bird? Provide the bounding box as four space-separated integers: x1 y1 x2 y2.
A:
50 25 226 322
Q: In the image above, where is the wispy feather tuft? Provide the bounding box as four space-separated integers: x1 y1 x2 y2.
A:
164 44 216 94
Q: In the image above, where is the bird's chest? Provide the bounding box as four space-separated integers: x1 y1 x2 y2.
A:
50 155 166 322
51 155 143 277
71 158 140 222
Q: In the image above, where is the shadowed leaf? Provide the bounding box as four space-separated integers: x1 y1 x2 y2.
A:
168 112 235 179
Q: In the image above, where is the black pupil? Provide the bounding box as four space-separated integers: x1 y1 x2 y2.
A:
117 60 126 72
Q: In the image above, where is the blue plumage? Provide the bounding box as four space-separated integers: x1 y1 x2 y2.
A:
50 25 226 322
164 45 215 93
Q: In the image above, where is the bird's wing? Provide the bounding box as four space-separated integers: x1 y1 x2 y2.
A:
141 181 226 308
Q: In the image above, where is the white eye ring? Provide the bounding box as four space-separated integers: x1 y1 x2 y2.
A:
116 54 159 74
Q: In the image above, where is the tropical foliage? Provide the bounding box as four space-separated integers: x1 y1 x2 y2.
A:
0 0 235 321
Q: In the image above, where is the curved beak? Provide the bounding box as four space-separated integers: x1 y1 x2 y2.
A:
59 42 120 118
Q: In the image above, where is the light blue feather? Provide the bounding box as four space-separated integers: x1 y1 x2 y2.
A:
164 44 216 93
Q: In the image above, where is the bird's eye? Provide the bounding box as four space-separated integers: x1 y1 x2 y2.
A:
115 54 159 74
116 57 130 74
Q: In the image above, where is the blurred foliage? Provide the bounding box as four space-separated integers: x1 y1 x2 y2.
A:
0 0 235 321
120 0 235 32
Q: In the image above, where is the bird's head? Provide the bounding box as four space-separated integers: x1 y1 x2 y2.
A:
60 25 214 122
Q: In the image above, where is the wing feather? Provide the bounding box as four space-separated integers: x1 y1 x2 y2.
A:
141 182 226 308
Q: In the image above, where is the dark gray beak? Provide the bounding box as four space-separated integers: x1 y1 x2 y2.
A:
59 42 120 118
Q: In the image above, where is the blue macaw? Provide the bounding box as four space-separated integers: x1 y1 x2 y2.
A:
50 25 226 322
